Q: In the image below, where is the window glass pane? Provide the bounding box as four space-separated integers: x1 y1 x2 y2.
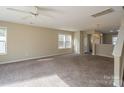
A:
0 42 6 53
66 41 71 48
0 37 6 41
58 34 65 48
65 35 72 48
0 28 7 54
59 35 65 41
0 29 6 37
66 35 71 41
59 41 65 48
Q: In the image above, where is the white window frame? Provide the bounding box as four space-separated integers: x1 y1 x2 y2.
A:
58 34 66 49
0 27 7 55
65 35 72 48
58 34 72 49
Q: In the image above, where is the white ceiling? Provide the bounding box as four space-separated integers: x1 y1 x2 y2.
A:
0 6 123 32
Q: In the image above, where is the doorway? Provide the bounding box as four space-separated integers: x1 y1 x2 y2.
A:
87 34 92 54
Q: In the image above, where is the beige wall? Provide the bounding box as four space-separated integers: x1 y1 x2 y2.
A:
0 21 74 62
95 44 114 58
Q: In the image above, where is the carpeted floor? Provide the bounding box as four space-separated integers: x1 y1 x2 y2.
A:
0 54 114 87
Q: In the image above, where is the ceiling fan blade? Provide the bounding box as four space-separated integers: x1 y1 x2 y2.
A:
7 8 32 15
35 6 57 12
22 15 32 20
37 12 55 18
35 6 63 15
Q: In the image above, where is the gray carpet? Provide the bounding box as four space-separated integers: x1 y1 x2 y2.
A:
0 54 114 87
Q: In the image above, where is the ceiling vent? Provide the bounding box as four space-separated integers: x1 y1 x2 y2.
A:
91 8 114 18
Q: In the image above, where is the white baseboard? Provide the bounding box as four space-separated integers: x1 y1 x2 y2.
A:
96 54 114 58
113 82 121 87
0 53 72 65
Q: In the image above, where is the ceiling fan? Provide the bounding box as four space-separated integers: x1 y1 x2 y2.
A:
7 6 54 20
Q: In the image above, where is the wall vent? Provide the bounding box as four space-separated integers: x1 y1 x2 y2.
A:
91 8 114 18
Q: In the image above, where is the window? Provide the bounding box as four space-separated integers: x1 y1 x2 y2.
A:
58 34 65 49
112 35 118 45
0 28 7 54
58 34 72 49
65 35 72 48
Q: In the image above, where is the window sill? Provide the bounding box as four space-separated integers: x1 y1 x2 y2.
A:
0 53 7 55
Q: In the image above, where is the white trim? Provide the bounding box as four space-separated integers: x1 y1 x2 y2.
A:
0 53 7 55
0 53 72 65
96 54 114 58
